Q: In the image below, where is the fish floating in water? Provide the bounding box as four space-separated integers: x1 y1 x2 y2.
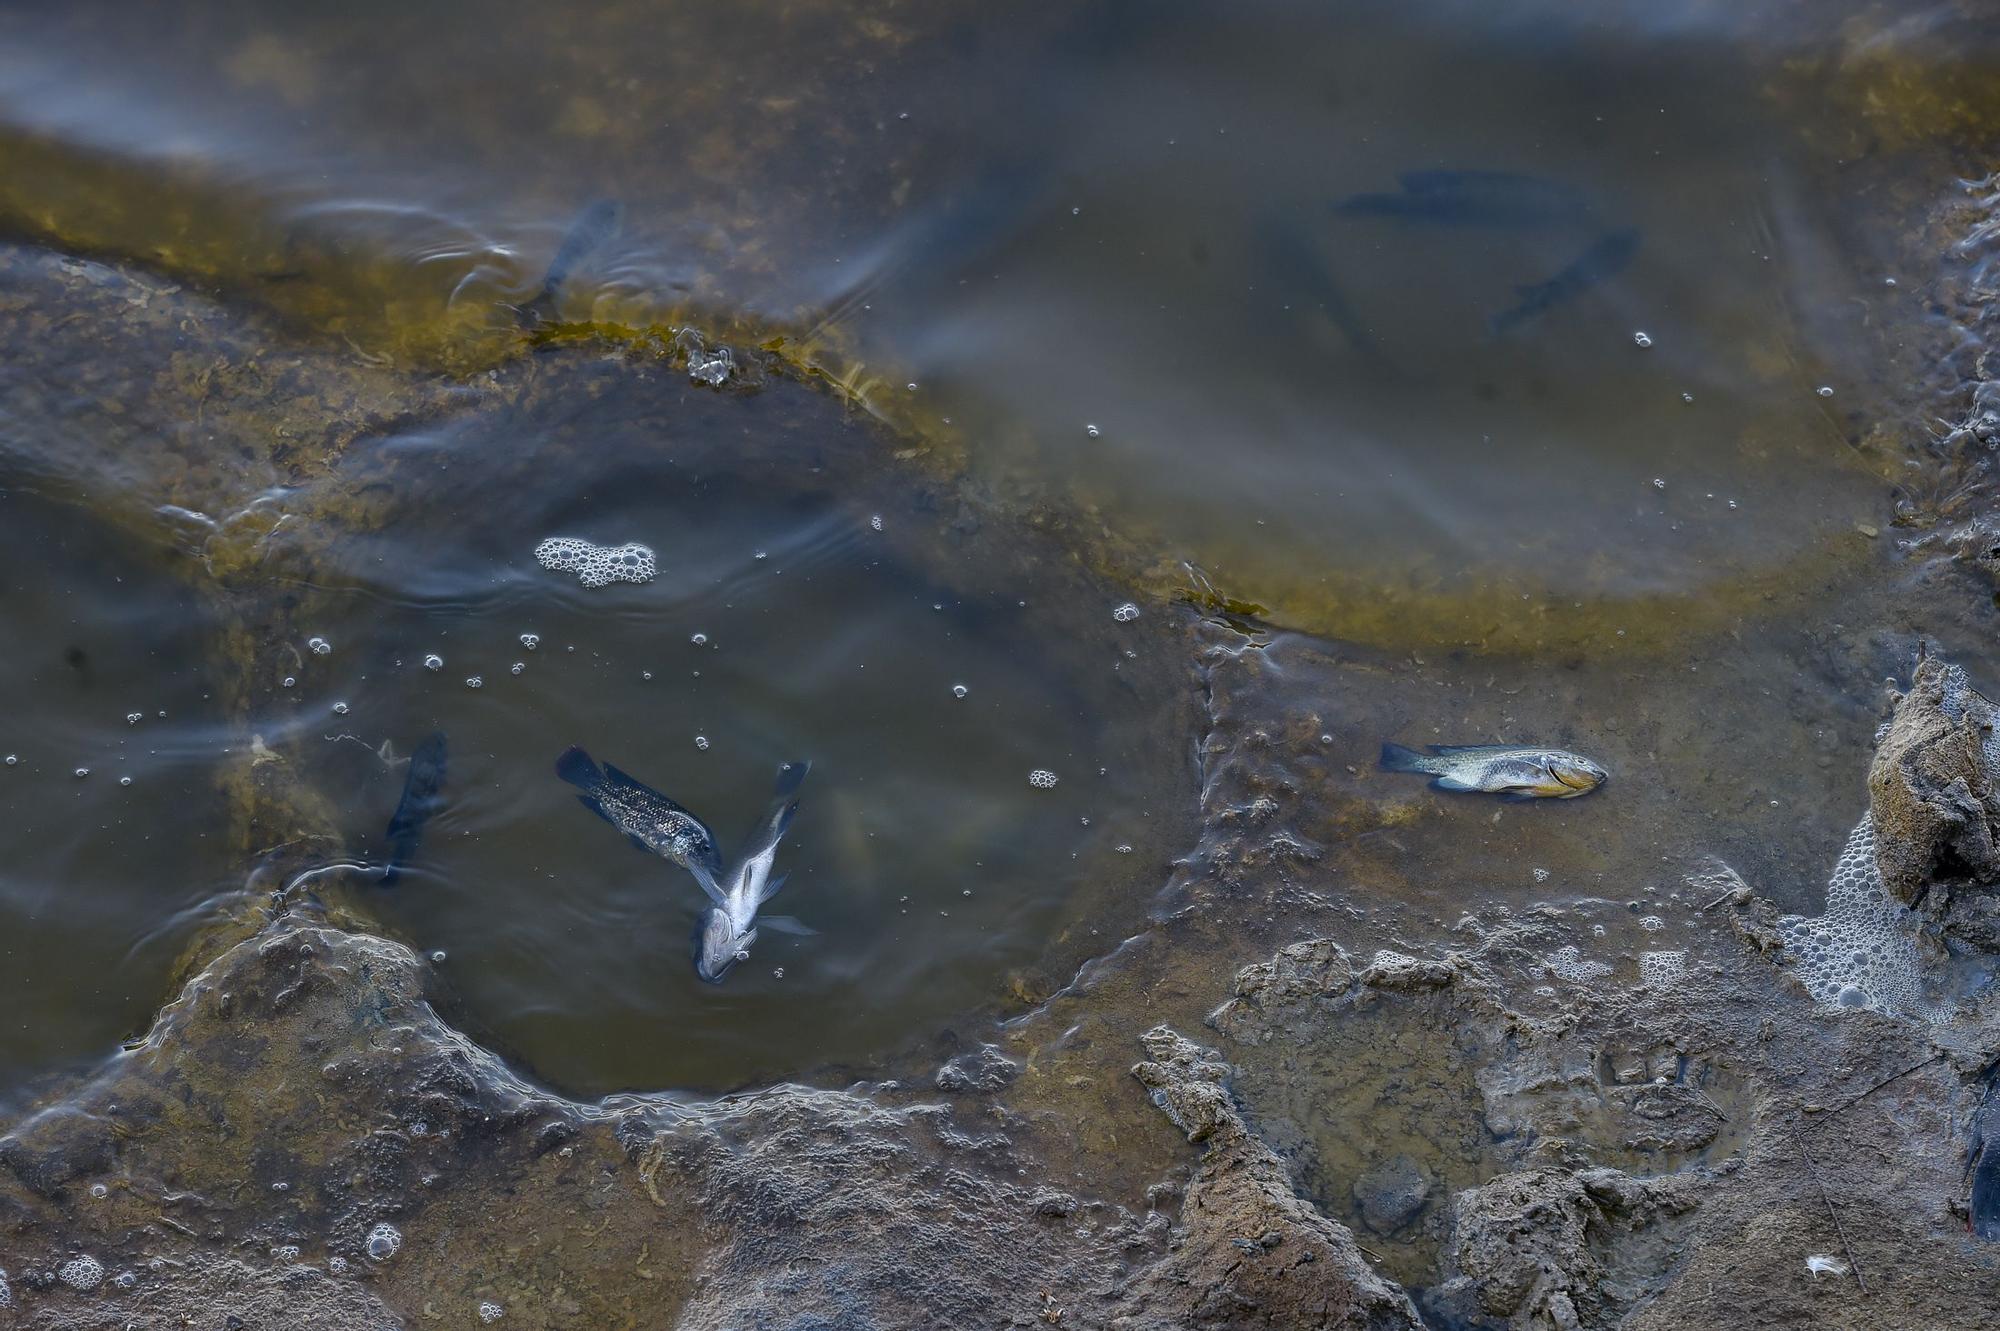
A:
1380 742 1607 800
695 761 814 983
1487 228 1640 336
381 730 448 885
557 745 725 896
1334 170 1593 229
558 747 814 980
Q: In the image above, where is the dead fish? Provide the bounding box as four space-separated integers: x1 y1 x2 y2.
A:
381 730 448 886
693 761 814 983
1487 228 1640 336
1380 742 1607 800
1335 170 1593 228
557 745 724 897
514 198 623 326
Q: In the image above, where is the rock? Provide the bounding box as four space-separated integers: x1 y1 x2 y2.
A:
1868 652 2000 903
1351 1154 1431 1235
935 1043 1020 1093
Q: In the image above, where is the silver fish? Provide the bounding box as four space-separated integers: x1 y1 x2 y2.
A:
557 745 724 895
1380 742 1606 800
695 761 813 983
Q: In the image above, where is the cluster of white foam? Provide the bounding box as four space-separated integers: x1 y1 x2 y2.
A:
365 1222 403 1261
534 537 656 588
1638 950 1687 990
1028 769 1059 789
1545 944 1611 983
57 1255 104 1291
1777 812 1933 1018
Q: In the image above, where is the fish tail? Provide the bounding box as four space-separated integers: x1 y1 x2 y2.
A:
555 745 602 792
1379 742 1435 774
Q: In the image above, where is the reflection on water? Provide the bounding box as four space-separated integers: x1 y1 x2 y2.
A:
0 491 230 1102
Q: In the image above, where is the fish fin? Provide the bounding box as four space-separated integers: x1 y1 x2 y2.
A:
574 793 615 826
691 866 728 906
1428 744 1496 754
626 832 656 855
755 872 790 906
758 914 817 937
1430 775 1481 792
555 745 601 790
1379 742 1432 774
1498 791 1540 803
600 760 644 790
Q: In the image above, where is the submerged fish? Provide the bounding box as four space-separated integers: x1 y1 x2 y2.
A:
381 730 448 886
557 745 724 896
1380 742 1607 800
695 761 814 983
1335 170 1592 228
515 198 623 326
1254 213 1387 363
1487 228 1640 336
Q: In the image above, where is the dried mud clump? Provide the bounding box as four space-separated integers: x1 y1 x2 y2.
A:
1866 652 2000 951
1123 1027 1424 1331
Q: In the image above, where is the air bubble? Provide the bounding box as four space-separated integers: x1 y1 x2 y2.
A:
3 755 15 766
332 702 350 715
465 676 483 689
535 537 656 588
58 1255 104 1291
365 1223 402 1261
519 634 540 650
952 684 969 698
282 676 296 688
694 736 710 751
870 515 884 531
1028 769 1059 789
1086 424 1102 438
424 654 444 671
1632 331 1652 348
1545 945 1611 983
1651 477 1666 490
1116 843 1133 854
125 712 143 725
479 1304 505 1325
89 1183 108 1198
1111 603 1140 622
308 637 332 656
1816 385 1834 398
642 671 653 681
690 633 708 647
511 662 525 675
119 776 132 787
431 950 447 964
74 767 89 779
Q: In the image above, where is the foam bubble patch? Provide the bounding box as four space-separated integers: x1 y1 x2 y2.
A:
1777 811 1936 1019
534 537 657 588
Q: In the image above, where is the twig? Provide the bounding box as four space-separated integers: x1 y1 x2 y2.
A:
1802 1052 1947 1134
1698 886 1742 912
1354 1241 1387 1263
1793 1129 1867 1295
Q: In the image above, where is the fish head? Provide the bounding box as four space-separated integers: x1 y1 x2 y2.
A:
693 907 757 983
1546 753 1608 796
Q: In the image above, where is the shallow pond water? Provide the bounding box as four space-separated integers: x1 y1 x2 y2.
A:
262 377 1188 1094
0 0 1994 1111
0 489 232 1103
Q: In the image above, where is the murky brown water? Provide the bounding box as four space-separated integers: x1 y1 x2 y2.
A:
1 0 1997 1125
